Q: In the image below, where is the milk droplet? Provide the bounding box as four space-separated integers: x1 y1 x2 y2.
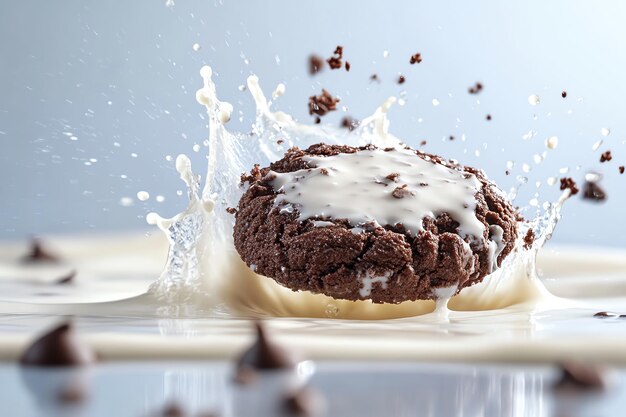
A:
192 144 201 152
585 172 602 183
545 136 558 149
432 99 440 107
146 212 160 225
192 43 201 52
522 130 537 141
506 161 515 170
601 127 610 137
137 191 150 201
533 154 543 164
528 94 540 106
559 167 569 174
271 83 285 100
165 155 173 162
592 140 603 151
522 163 531 173
547 177 557 186
119 197 134 207
383 50 389 58
155 195 165 203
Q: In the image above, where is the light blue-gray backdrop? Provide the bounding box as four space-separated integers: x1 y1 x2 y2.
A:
1 1 625 247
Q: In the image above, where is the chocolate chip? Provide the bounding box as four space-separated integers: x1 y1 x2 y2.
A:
561 90 567 98
594 311 618 318
619 166 624 174
391 184 415 199
582 181 607 202
409 53 422 64
327 45 343 70
600 150 612 163
308 89 339 117
308 55 324 76
22 239 60 263
485 114 492 121
55 270 76 285
340 116 359 131
20 321 97 367
345 61 351 72
236 321 298 374
559 177 579 196
553 361 610 391
369 73 380 83
283 387 325 417
397 75 406 84
468 82 483 94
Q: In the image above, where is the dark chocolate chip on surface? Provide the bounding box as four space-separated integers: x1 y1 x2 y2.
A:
553 361 610 391
236 321 298 373
582 181 607 202
559 178 579 196
283 387 325 417
22 239 60 263
308 55 324 75
20 321 97 367
308 89 339 117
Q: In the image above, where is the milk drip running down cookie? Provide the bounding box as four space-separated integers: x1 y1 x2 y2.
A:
233 144 519 304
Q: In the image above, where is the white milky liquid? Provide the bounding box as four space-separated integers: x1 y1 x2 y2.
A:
0 66 625 363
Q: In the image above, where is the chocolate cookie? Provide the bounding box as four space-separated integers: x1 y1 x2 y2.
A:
233 144 518 304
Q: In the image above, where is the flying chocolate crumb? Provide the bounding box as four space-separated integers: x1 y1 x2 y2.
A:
448 135 455 141
559 177 579 196
314 117 321 124
370 73 380 83
345 61 351 72
619 166 624 174
283 387 325 417
226 207 237 215
308 89 339 117
340 116 359 131
22 239 60 263
582 181 607 202
486 114 492 121
561 91 567 98
240 164 262 184
235 321 298 383
391 184 415 199
594 311 618 318
327 45 343 70
20 321 97 367
308 55 324 76
523 229 535 250
397 75 406 84
419 140 427 146
56 270 76 285
409 53 422 64
468 82 483 94
553 361 611 392
600 150 612 163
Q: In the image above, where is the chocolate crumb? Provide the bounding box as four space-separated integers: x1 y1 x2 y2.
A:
419 140 427 146
241 164 262 184
308 89 339 117
283 387 325 417
619 166 624 174
486 114 492 121
559 178 579 196
369 73 380 83
561 91 567 98
385 173 400 182
314 117 321 124
397 75 406 84
58 385 86 404
56 270 76 285
409 53 422 64
449 135 455 141
308 55 324 76
582 181 607 202
327 45 343 70
391 184 415 199
553 361 610 392
523 229 535 250
22 239 60 263
594 311 618 318
468 82 483 94
236 321 298 373
340 116 359 131
20 321 97 367
277 139 284 145
319 168 329 176
345 61 351 72
600 150 612 163
226 207 237 215
505 170 510 175
161 402 185 417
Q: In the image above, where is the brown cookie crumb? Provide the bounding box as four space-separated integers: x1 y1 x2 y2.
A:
226 207 237 215
619 166 624 174
308 89 340 117
561 90 567 98
468 82 483 94
241 164 262 185
397 75 406 84
582 181 607 202
277 139 284 145
370 73 380 83
55 270 76 285
340 116 359 131
523 229 535 250
391 184 415 199
419 140 427 146
385 172 400 182
594 311 618 318
486 114 492 121
327 45 343 70
345 61 351 72
409 53 422 64
308 55 324 76
559 177 579 195
600 150 612 163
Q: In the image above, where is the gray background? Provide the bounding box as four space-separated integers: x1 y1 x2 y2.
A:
1 1 625 247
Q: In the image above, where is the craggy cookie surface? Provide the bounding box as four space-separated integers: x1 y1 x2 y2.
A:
233 144 518 304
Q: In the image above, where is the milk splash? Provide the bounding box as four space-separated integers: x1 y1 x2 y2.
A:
146 65 568 319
